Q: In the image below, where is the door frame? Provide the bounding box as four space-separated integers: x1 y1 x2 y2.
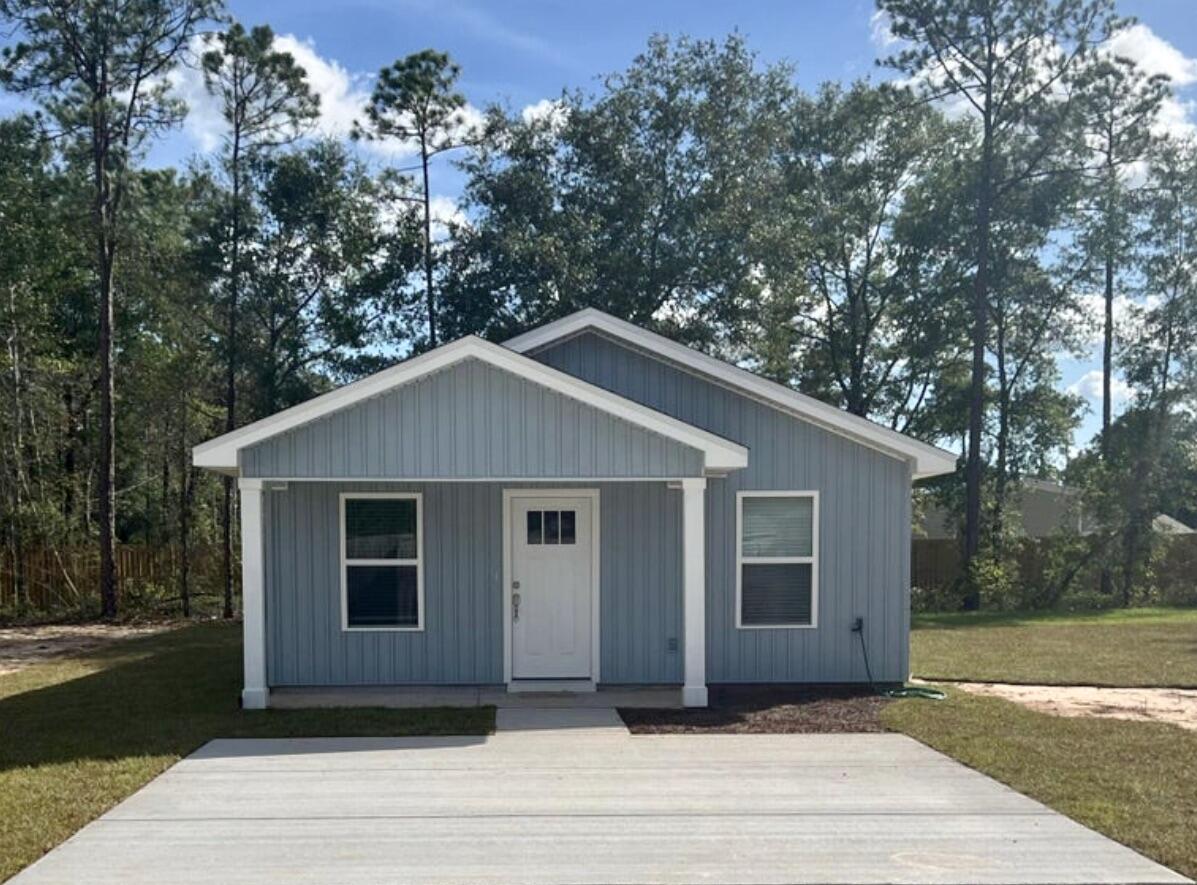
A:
501 487 601 689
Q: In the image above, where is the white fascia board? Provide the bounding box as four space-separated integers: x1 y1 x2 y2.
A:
192 335 748 473
505 309 958 479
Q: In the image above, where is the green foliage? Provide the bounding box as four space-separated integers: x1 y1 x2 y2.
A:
202 22 320 153
0 5 1195 619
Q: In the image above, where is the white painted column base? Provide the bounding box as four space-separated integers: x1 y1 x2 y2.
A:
242 687 269 710
681 477 708 708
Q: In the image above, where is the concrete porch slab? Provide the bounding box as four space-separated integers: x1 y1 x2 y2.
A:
268 684 682 709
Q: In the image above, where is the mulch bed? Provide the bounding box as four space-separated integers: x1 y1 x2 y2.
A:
619 684 893 733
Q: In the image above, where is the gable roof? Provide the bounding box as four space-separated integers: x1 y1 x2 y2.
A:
193 335 749 474
505 308 958 479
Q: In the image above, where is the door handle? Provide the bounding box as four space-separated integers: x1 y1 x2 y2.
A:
512 591 521 622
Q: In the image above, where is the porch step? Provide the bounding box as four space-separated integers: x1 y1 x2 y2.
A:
495 707 627 734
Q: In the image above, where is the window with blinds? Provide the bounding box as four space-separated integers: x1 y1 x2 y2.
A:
737 492 818 628
341 494 423 630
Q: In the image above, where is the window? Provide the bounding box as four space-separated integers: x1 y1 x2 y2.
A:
736 492 818 628
525 509 577 545
340 493 423 630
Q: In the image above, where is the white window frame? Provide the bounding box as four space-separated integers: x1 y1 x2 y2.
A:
339 491 424 632
735 490 819 630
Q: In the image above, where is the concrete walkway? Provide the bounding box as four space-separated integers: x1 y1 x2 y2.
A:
10 730 1187 884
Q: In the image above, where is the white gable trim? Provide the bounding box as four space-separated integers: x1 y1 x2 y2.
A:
192 336 748 474
505 309 958 479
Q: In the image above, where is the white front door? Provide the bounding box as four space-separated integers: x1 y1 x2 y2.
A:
509 494 595 680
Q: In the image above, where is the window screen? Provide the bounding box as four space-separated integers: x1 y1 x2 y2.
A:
738 494 816 627
343 496 421 629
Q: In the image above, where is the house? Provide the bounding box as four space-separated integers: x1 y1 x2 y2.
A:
916 478 1195 540
193 309 957 708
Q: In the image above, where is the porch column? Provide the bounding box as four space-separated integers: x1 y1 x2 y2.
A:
681 477 708 707
239 478 268 710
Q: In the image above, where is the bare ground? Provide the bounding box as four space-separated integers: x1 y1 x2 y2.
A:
0 623 177 675
951 681 1197 731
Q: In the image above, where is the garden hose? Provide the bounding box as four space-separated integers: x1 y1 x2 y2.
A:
853 619 946 701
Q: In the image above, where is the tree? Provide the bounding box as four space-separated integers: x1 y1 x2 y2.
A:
0 0 218 617
0 117 84 612
201 21 318 618
1070 55 1168 595
443 35 794 352
879 0 1120 606
1115 138 1197 602
354 50 475 348
764 81 969 434
1074 56 1168 454
244 139 421 414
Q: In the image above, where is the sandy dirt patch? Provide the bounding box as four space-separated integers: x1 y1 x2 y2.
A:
0 623 175 676
953 681 1197 731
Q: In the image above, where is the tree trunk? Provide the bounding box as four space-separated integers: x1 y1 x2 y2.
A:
6 287 26 612
962 121 994 610
990 316 1010 556
177 402 194 619
221 130 243 621
98 246 117 618
420 138 438 347
1099 197 1115 599
93 97 119 619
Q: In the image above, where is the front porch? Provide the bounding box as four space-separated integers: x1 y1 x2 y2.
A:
268 684 683 709
238 478 716 710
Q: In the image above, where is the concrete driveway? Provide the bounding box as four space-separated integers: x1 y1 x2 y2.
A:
11 709 1187 884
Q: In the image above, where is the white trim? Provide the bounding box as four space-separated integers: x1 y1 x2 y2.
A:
238 478 268 709
339 492 425 632
734 490 820 630
507 679 597 693
505 309 957 479
502 488 601 689
224 475 705 484
680 477 708 708
193 335 747 474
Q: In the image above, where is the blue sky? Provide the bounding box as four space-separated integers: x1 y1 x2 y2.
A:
6 0 1196 450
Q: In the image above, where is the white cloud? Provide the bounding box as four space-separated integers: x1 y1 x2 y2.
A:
272 34 371 139
1068 369 1134 405
170 33 483 159
520 98 570 131
1103 24 1197 139
1073 292 1139 347
1107 24 1197 86
869 10 898 50
428 194 467 239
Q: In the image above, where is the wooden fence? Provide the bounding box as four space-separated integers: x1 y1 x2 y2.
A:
0 545 223 611
912 534 1197 597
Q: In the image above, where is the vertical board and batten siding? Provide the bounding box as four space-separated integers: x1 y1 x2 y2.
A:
533 331 912 683
240 357 704 480
265 480 682 686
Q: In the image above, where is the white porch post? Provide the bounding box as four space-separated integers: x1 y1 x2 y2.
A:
681 477 708 707
239 478 268 710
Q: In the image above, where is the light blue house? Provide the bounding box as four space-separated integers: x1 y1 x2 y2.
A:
194 309 956 708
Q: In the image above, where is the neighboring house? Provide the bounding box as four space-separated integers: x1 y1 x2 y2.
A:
917 477 1194 540
194 309 956 709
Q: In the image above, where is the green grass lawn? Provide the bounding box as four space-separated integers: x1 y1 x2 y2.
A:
911 607 1197 686
884 688 1197 880
0 622 493 882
